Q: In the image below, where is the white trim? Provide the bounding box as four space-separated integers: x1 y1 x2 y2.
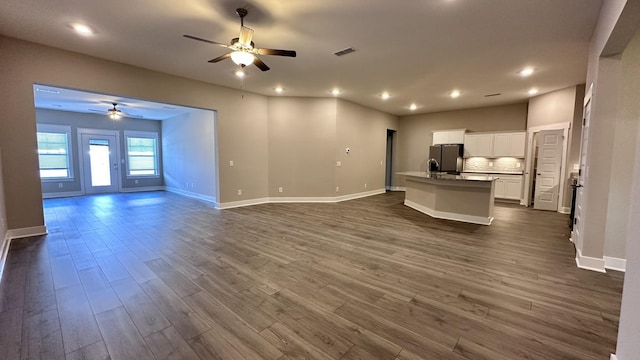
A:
389 186 406 192
604 256 626 272
1 226 48 282
120 186 165 193
165 187 218 205
217 197 270 209
404 199 493 226
559 206 571 214
216 189 387 210
610 354 617 360
335 189 386 202
0 232 11 282
77 128 122 194
42 190 83 199
575 248 606 273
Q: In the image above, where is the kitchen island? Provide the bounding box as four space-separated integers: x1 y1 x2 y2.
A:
397 171 498 225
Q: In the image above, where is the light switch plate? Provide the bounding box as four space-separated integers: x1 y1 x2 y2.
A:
336 161 342 167
229 160 234 167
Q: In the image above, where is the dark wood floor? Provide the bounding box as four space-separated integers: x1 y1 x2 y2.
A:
0 191 624 360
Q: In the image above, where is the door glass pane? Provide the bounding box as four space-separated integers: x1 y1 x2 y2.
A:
89 140 111 187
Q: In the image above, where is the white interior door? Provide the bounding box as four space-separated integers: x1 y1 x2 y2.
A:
534 130 564 211
572 94 591 248
81 132 120 194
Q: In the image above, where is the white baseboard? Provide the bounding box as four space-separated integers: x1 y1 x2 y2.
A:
559 206 571 214
604 256 626 272
575 248 606 273
218 189 387 210
42 190 83 199
404 199 493 226
1 225 48 282
165 187 218 206
611 354 617 360
388 186 406 192
217 197 270 209
121 186 165 193
335 189 386 202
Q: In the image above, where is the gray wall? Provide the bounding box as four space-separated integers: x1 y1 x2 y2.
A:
267 97 399 198
396 103 528 186
36 109 163 195
162 109 218 201
604 31 640 260
268 97 337 197
335 99 399 195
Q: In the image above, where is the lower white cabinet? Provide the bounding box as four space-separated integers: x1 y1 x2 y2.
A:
494 175 522 200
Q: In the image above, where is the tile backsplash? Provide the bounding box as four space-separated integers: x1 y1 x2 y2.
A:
464 157 524 174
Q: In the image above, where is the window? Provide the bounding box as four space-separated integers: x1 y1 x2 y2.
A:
36 124 73 180
125 131 159 177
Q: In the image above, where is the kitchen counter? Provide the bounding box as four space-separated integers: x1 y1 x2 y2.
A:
397 171 496 225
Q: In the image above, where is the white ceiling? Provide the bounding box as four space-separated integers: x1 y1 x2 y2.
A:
1 0 603 116
33 85 198 120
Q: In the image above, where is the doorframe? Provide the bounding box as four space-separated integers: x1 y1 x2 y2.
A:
522 122 570 212
77 128 122 195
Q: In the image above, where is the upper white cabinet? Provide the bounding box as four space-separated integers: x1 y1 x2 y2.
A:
432 130 466 145
463 131 526 158
463 134 494 157
493 132 526 157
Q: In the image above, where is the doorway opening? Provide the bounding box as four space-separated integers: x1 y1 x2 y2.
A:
385 129 396 191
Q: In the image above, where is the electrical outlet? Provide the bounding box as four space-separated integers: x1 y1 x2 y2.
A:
336 186 340 192
278 187 283 193
58 183 63 188
237 189 242 196
380 160 383 165
516 162 521 168
336 161 342 167
229 160 234 167
364 183 367 188
134 179 139 184
489 162 494 167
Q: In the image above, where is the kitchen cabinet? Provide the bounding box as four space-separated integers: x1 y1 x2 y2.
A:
463 131 526 158
432 129 465 145
494 175 522 200
463 134 494 157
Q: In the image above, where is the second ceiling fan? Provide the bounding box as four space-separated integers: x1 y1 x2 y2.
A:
184 8 296 72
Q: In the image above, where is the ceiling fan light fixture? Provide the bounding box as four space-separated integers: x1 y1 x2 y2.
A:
107 103 122 120
231 51 254 66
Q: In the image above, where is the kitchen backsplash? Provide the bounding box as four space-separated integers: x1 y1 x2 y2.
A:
464 157 524 174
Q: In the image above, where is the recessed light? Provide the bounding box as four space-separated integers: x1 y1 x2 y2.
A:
235 70 245 78
331 89 341 96
528 88 539 95
519 67 534 77
71 23 93 36
381 92 390 100
275 87 284 93
450 90 461 98
409 104 417 111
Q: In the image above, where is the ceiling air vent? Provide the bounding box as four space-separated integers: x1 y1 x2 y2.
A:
334 47 356 56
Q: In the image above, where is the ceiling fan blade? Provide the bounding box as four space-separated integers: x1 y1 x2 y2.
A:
253 57 270 71
183 34 230 48
208 53 231 63
238 26 254 47
257 48 297 57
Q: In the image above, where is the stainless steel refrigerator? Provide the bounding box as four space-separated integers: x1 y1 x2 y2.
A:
428 144 464 173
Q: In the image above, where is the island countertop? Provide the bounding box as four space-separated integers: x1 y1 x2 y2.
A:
397 171 498 182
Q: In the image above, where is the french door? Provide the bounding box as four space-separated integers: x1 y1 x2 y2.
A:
79 129 120 194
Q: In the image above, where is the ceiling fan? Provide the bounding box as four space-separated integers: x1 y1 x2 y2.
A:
183 8 296 71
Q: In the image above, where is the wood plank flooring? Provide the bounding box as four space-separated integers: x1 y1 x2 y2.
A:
0 191 624 360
